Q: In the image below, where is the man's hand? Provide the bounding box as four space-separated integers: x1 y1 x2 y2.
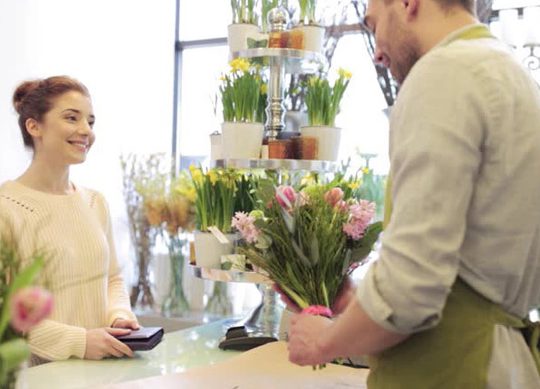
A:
84 327 134 360
287 313 334 366
111 318 140 330
332 276 356 315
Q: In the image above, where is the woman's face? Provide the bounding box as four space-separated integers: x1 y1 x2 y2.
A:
31 90 95 165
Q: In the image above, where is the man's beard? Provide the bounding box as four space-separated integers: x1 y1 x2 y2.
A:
391 43 419 85
388 11 420 85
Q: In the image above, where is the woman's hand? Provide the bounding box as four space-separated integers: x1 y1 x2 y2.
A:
111 318 140 330
84 327 134 360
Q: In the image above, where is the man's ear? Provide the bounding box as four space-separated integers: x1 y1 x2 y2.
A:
25 118 42 139
401 0 420 20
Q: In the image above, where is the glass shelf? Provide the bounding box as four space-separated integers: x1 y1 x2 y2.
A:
188 264 282 340
232 48 328 74
188 264 270 284
211 158 338 172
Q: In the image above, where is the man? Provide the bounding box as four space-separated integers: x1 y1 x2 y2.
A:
286 0 540 387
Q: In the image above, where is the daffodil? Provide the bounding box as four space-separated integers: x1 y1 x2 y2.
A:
229 57 250 73
208 170 218 186
301 173 317 186
189 165 203 185
338 68 353 80
305 71 351 127
348 181 360 190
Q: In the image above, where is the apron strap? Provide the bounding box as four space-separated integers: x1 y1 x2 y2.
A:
523 320 540 373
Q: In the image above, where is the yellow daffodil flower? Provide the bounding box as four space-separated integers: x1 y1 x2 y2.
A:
301 173 316 186
348 181 360 190
230 58 250 73
338 68 353 79
189 165 203 185
208 170 218 185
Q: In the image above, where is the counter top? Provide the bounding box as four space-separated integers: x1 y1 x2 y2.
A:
16 320 241 389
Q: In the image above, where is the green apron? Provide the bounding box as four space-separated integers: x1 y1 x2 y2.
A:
375 24 540 388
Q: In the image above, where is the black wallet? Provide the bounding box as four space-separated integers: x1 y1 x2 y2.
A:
116 327 164 351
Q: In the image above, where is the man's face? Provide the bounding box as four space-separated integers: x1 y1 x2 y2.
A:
365 0 420 84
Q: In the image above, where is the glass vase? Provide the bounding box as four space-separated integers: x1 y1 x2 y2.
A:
130 221 156 313
206 281 233 317
161 237 190 317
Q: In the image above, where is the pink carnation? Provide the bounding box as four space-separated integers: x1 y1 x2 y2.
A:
232 211 260 243
10 287 53 333
275 185 297 210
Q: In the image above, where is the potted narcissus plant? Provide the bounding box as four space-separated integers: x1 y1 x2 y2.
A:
189 166 237 269
220 58 265 159
228 0 261 53
301 68 352 161
291 0 324 52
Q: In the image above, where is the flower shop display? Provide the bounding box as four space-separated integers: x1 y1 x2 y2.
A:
228 0 261 53
0 238 52 388
220 58 265 159
144 171 196 317
121 153 168 312
301 68 352 161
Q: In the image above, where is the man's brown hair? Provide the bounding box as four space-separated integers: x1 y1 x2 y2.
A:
435 0 475 14
382 0 475 14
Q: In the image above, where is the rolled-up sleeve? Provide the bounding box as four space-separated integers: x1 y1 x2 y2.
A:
357 53 493 334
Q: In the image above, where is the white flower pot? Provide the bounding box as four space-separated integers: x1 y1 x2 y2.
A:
301 125 341 161
228 23 260 54
296 25 325 53
193 231 236 269
222 122 264 159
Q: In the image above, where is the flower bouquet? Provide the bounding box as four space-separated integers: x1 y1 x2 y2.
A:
0 237 52 388
232 184 382 312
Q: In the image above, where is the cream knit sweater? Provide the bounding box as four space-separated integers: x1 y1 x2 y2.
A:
0 180 136 361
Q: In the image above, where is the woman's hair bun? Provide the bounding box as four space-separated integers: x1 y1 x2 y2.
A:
13 80 40 114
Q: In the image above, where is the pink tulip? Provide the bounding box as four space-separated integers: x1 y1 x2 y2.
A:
10 287 53 333
275 186 297 210
324 187 344 208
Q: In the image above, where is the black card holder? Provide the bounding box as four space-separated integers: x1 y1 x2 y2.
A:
116 327 164 351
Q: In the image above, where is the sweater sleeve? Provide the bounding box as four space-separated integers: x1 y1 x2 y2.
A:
28 319 87 360
96 193 137 325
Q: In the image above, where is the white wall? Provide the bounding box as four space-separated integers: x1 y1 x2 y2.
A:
0 0 176 283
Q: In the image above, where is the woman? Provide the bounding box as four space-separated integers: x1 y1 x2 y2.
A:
0 76 139 363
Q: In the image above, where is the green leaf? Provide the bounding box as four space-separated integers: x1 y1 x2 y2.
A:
0 338 30 384
0 256 44 341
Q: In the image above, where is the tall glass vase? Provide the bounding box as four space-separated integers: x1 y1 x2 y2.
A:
161 236 190 317
130 218 156 313
206 281 233 317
